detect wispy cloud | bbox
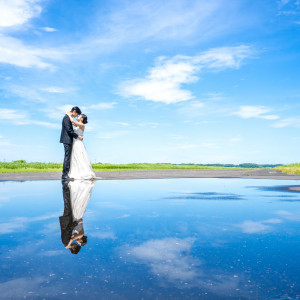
[230,137,242,142]
[120,45,254,104]
[138,122,160,128]
[1,108,27,120]
[41,27,57,32]
[238,218,282,234]
[1,108,59,129]
[0,212,58,234]
[275,210,300,221]
[0,34,69,69]
[97,130,129,139]
[90,231,116,239]
[39,87,70,93]
[232,106,279,120]
[88,0,253,52]
[44,102,117,120]
[272,117,300,128]
[238,220,272,234]
[88,102,117,110]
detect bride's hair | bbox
[80,114,88,124]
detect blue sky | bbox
[1,0,300,164]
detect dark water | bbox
[0,178,299,300]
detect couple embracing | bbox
[60,106,96,181]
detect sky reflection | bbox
[0,178,299,299]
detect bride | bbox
[66,112,96,180]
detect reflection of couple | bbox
[60,106,96,181]
[59,180,95,254]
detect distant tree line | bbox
[173,163,282,168]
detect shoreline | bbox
[1,169,300,181]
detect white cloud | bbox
[98,130,129,139]
[0,34,68,69]
[230,137,241,142]
[138,122,160,128]
[39,87,69,93]
[44,102,117,121]
[170,134,187,140]
[120,45,253,104]
[0,0,41,28]
[277,0,291,9]
[180,144,200,150]
[6,85,46,102]
[272,117,300,128]
[1,108,59,129]
[44,104,73,120]
[233,105,280,120]
[114,122,130,127]
[238,220,272,234]
[238,218,283,234]
[0,277,45,299]
[1,108,27,119]
[263,218,282,224]
[90,231,116,239]
[0,0,68,70]
[29,120,60,129]
[89,102,117,110]
[90,0,252,51]
[0,212,58,234]
[41,27,57,32]
[201,142,218,149]
[121,237,241,295]
[275,210,300,221]
[124,238,199,282]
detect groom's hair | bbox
[70,243,81,255]
[71,106,82,114]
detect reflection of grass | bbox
[0,161,242,173]
[275,163,300,175]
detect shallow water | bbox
[0,178,299,300]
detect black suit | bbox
[59,181,77,247]
[60,115,78,178]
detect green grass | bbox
[0,161,242,173]
[274,163,300,175]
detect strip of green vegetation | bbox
[274,163,300,175]
[0,160,280,173]
[0,161,238,173]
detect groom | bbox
[60,106,83,181]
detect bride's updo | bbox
[80,114,88,124]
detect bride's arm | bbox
[66,112,84,130]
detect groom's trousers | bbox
[62,143,72,177]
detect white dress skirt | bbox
[68,127,96,180]
[69,180,95,222]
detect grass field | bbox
[274,163,300,175]
[0,161,243,173]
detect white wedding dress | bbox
[68,127,96,180]
[69,180,95,222]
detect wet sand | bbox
[1,168,300,181]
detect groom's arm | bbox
[63,115,78,139]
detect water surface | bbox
[0,178,299,299]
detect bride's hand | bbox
[66,112,71,116]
